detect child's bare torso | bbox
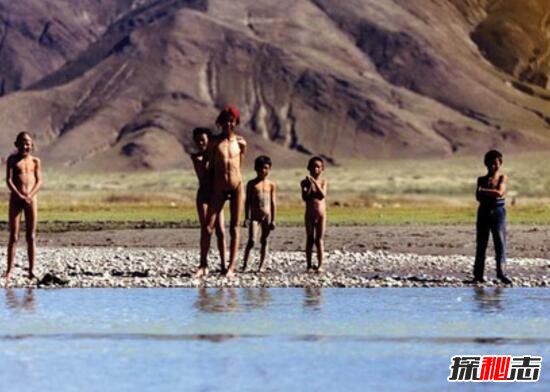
[248,179,273,221]
[192,153,210,189]
[303,178,326,219]
[211,135,243,192]
[9,154,38,199]
[478,173,505,202]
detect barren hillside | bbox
[0,0,549,170]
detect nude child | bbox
[189,127,227,273]
[3,132,42,280]
[197,106,246,278]
[242,155,277,273]
[301,156,327,272]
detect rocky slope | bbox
[0,0,549,170]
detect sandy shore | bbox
[0,225,548,288]
[0,224,547,256]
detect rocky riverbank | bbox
[1,247,548,288]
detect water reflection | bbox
[5,288,36,312]
[243,288,272,310]
[303,287,323,310]
[194,288,274,313]
[194,288,240,313]
[472,287,504,313]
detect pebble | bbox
[0,247,548,288]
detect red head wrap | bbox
[217,105,241,125]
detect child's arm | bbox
[308,176,327,199]
[190,153,204,180]
[27,158,42,198]
[475,177,482,201]
[478,175,507,198]
[321,179,328,199]
[270,182,277,229]
[237,135,247,168]
[301,178,311,201]
[5,157,27,201]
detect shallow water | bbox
[0,288,548,391]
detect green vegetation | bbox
[1,153,549,231]
[1,203,548,233]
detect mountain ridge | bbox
[0,0,549,170]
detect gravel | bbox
[1,247,548,288]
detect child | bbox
[3,132,42,280]
[473,150,512,284]
[242,155,277,272]
[190,127,226,274]
[301,156,327,272]
[197,106,247,278]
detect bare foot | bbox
[2,271,11,280]
[194,267,209,278]
[315,266,325,274]
[224,268,236,278]
[257,262,266,273]
[306,266,315,273]
[28,272,37,280]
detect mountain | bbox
[0,0,549,170]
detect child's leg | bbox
[197,194,225,277]
[305,214,315,271]
[24,200,38,279]
[195,197,209,277]
[242,221,258,271]
[215,210,226,273]
[225,184,244,277]
[314,215,326,271]
[196,196,208,228]
[258,221,271,272]
[4,200,23,279]
[473,209,490,281]
[491,206,509,281]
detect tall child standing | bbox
[301,156,327,272]
[473,150,512,284]
[197,106,246,278]
[3,132,42,280]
